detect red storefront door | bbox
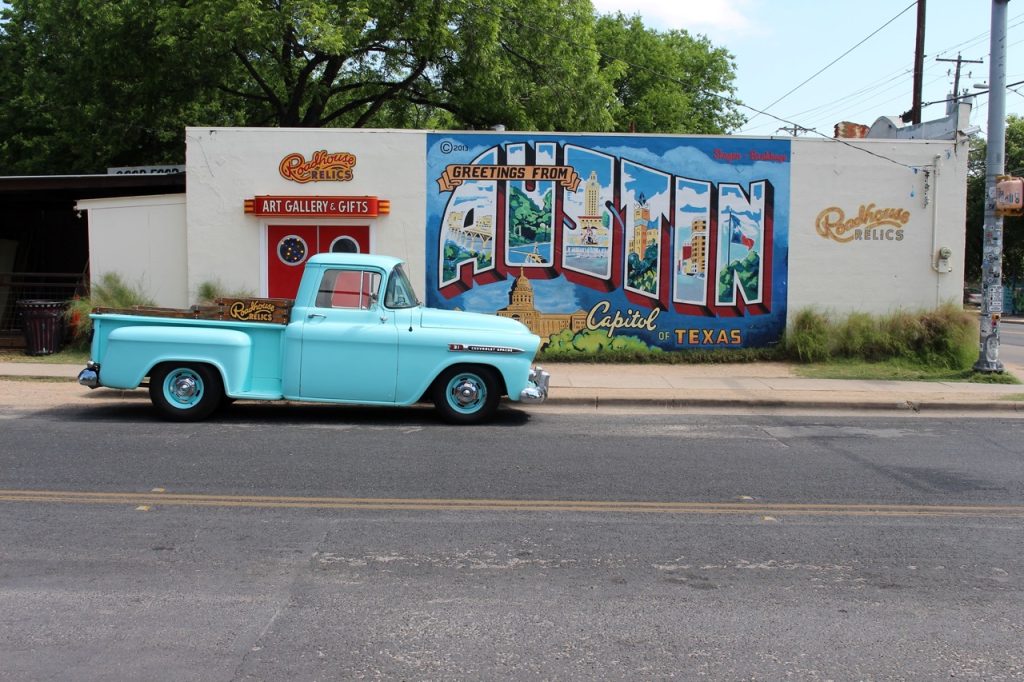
[267,225,370,299]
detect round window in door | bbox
[278,235,309,265]
[330,236,360,253]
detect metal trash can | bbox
[17,300,66,356]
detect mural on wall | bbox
[425,134,791,352]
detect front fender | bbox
[99,326,251,391]
[397,344,540,405]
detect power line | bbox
[458,0,930,171]
[815,73,948,128]
[921,78,1024,107]
[784,69,919,123]
[783,67,913,120]
[742,1,917,129]
[934,13,1024,58]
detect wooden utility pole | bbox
[911,0,927,124]
[936,53,984,103]
[776,125,812,136]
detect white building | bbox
[77,105,972,352]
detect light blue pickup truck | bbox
[78,253,549,424]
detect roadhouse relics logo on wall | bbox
[815,203,911,243]
[424,133,792,353]
[279,150,357,183]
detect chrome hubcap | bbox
[170,375,199,402]
[452,379,479,406]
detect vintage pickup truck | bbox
[78,253,549,424]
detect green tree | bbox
[0,0,744,174]
[594,12,745,134]
[508,187,553,245]
[0,0,247,173]
[965,115,1024,283]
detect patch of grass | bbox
[0,349,90,364]
[1000,394,1024,401]
[794,358,1021,384]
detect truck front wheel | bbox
[149,362,224,421]
[432,365,501,425]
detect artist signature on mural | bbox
[714,149,788,163]
[586,301,660,337]
[438,141,470,154]
[816,203,910,243]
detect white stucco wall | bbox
[185,127,427,298]
[788,136,968,316]
[76,194,188,307]
[82,127,970,330]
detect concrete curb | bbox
[541,396,1024,412]
[3,364,1024,414]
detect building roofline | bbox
[0,173,185,193]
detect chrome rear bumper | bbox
[78,361,100,389]
[519,366,550,404]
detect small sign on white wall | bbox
[107,166,184,175]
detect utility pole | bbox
[937,53,984,105]
[911,0,927,124]
[776,125,812,136]
[976,0,1010,373]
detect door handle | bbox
[307,312,326,320]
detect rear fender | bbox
[99,326,251,391]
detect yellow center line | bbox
[0,489,1023,517]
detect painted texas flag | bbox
[727,210,758,249]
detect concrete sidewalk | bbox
[1,358,1022,413]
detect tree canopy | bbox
[594,12,744,134]
[0,0,746,174]
[965,115,1024,284]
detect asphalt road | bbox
[999,322,1024,367]
[1,405,1023,680]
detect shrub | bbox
[834,312,884,359]
[781,304,977,369]
[783,308,832,362]
[194,280,255,305]
[64,273,156,349]
[915,304,977,369]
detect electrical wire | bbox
[457,0,935,171]
[934,13,1024,58]
[741,1,918,129]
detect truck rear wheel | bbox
[149,362,224,421]
[432,365,500,425]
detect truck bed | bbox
[93,297,294,325]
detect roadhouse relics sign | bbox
[279,150,356,183]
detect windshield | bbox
[384,264,421,309]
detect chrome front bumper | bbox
[519,366,550,404]
[78,361,100,389]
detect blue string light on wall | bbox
[278,235,308,265]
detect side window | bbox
[315,269,381,309]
